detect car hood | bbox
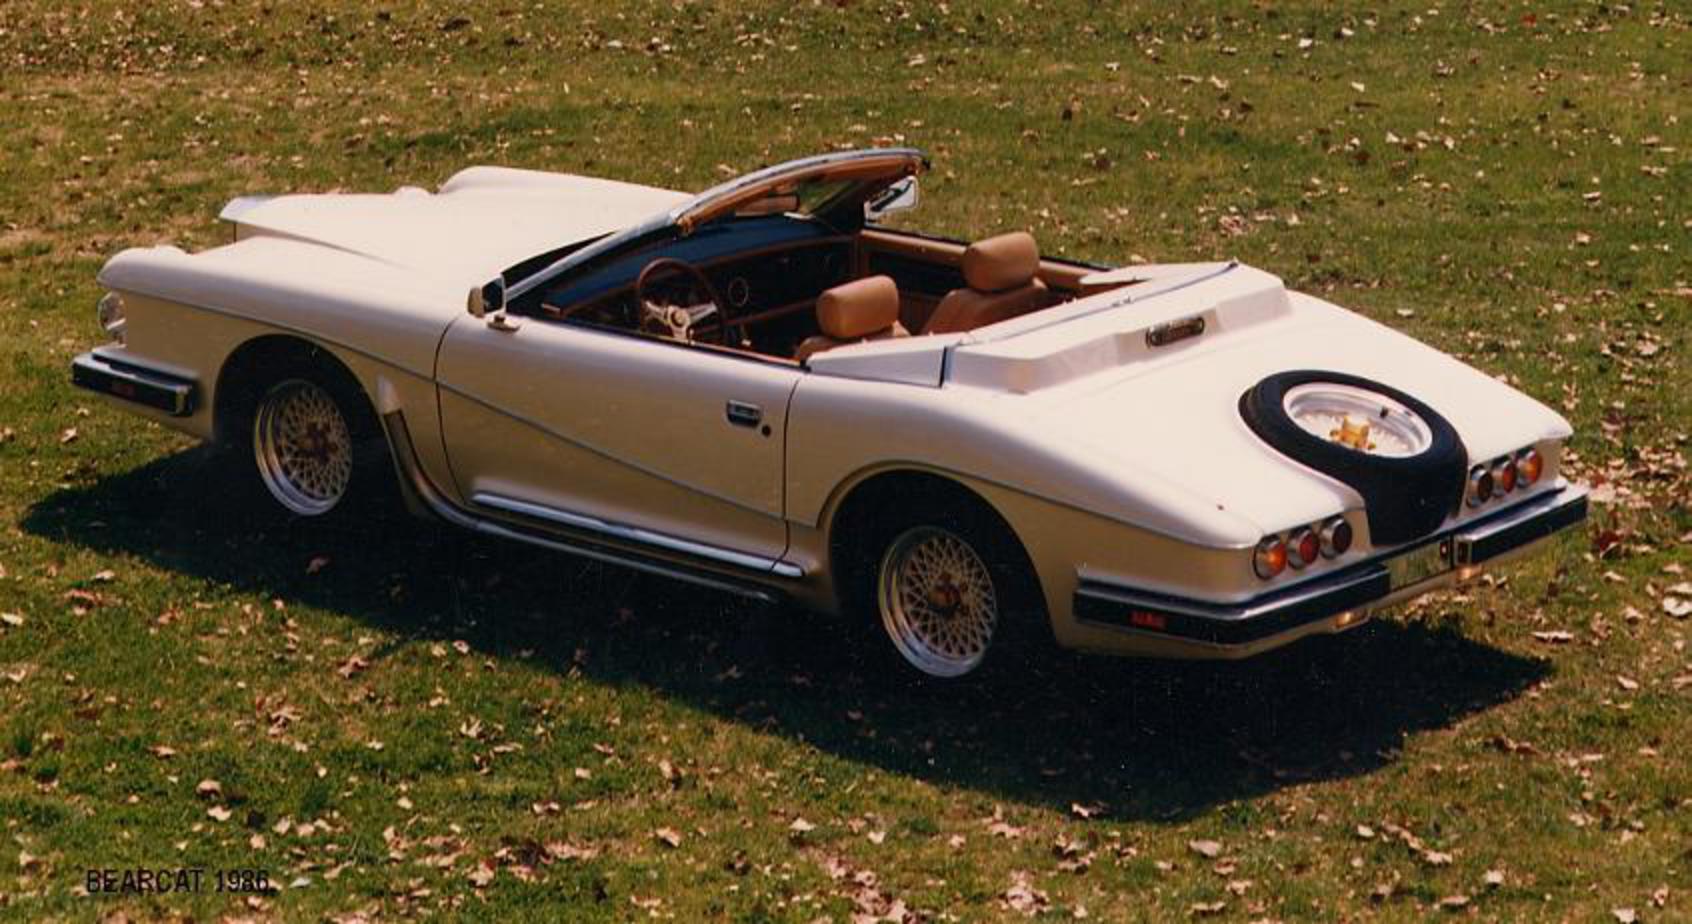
[219,167,689,286]
[953,264,1573,544]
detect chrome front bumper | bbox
[70,350,197,417]
[1075,483,1588,655]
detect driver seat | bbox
[795,275,909,363]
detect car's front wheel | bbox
[237,356,391,519]
[253,378,357,516]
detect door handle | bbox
[725,400,763,428]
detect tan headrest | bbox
[816,275,900,339]
[962,232,1039,292]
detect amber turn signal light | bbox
[1516,447,1543,486]
[1253,535,1288,580]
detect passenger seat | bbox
[794,276,909,363]
[922,232,1047,335]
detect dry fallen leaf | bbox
[654,827,682,848]
[195,779,222,799]
[1002,871,1050,916]
[0,613,23,628]
[1532,630,1575,644]
[1612,909,1637,924]
[207,805,232,822]
[1188,839,1223,859]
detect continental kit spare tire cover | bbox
[1239,370,1468,546]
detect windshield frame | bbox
[503,148,926,302]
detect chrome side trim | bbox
[380,410,790,602]
[473,491,804,578]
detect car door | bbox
[434,313,800,569]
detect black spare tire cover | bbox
[1239,370,1467,546]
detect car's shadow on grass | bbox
[25,448,1551,822]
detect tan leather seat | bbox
[795,275,909,363]
[922,231,1048,335]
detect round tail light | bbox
[1289,528,1320,568]
[1466,465,1494,507]
[1319,516,1353,558]
[1253,536,1288,580]
[1516,447,1543,486]
[1491,457,1518,494]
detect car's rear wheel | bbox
[878,525,1001,678]
[845,487,1045,682]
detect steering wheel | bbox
[634,257,733,343]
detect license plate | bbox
[1387,539,1452,590]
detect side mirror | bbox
[467,278,505,318]
[865,176,919,222]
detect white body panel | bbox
[81,157,1580,664]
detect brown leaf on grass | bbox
[1189,900,1227,916]
[1422,850,1454,867]
[654,827,682,848]
[1612,909,1637,923]
[195,779,222,799]
[1662,596,1692,618]
[1484,869,1505,888]
[336,656,369,679]
[545,841,598,862]
[148,745,177,759]
[59,427,78,444]
[1070,801,1106,820]
[206,806,232,822]
[306,556,331,575]
[1532,630,1575,644]
[1488,735,1540,756]
[1616,676,1640,692]
[0,613,22,628]
[466,861,495,888]
[1439,894,1471,910]
[1188,839,1223,859]
[1002,871,1049,916]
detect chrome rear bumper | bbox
[1076,483,1588,655]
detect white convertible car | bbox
[76,149,1586,679]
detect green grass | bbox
[2,1,1689,919]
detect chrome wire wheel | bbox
[253,379,354,516]
[877,526,999,678]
